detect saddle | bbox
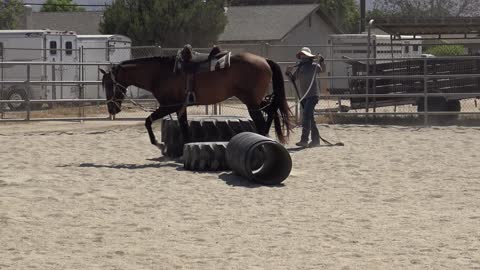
[175,44,232,106]
[175,44,231,74]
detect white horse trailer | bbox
[0,30,132,110]
[77,35,131,99]
[0,30,80,110]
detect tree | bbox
[317,0,359,33]
[372,0,480,17]
[100,0,227,47]
[0,0,24,29]
[41,0,86,12]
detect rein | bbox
[108,72,188,113]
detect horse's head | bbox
[100,66,126,115]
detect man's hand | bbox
[316,54,325,63]
[285,66,294,77]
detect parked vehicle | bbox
[77,34,131,99]
[328,34,422,91]
[0,30,132,110]
[327,34,480,115]
[329,57,480,115]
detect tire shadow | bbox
[218,172,285,188]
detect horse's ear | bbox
[99,68,107,75]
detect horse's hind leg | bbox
[177,110,190,143]
[248,108,267,136]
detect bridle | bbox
[105,70,154,113]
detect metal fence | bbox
[1,43,479,126]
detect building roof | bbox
[77,34,131,41]
[219,4,334,42]
[373,17,480,36]
[28,11,103,34]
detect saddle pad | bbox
[210,52,231,71]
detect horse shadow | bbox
[60,156,183,170]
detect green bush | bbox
[426,45,465,56]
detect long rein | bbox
[108,74,187,113]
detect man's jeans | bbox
[300,96,320,143]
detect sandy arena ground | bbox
[0,120,479,269]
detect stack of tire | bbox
[161,116,292,185]
[161,116,256,158]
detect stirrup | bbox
[185,91,196,105]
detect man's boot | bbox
[296,121,310,147]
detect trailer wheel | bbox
[417,97,447,112]
[417,97,459,124]
[446,100,461,112]
[6,87,27,111]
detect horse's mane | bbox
[118,55,176,67]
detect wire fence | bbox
[1,43,480,126]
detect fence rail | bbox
[1,44,480,126]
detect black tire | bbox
[226,132,292,185]
[6,87,27,111]
[183,142,229,171]
[161,116,256,158]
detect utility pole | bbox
[360,0,366,33]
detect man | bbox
[286,47,325,148]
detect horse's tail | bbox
[266,59,293,144]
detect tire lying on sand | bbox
[226,132,292,186]
[182,141,265,172]
[161,116,256,158]
[183,142,229,171]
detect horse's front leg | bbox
[145,107,175,146]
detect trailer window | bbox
[0,42,3,58]
[50,41,57,55]
[413,45,419,52]
[65,41,73,55]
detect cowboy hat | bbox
[297,47,315,58]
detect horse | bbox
[99,52,293,149]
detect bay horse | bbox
[99,52,293,149]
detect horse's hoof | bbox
[156,142,165,151]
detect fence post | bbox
[264,42,270,58]
[423,58,428,126]
[52,64,56,100]
[26,64,31,121]
[80,46,84,119]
